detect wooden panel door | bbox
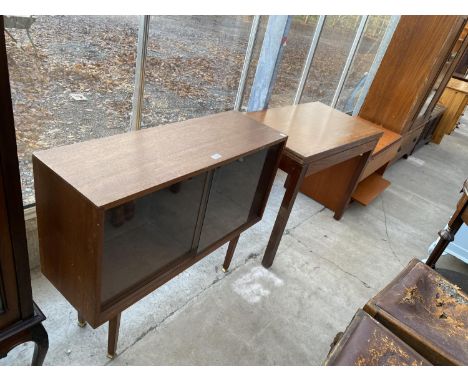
[0,159,21,330]
[0,15,34,324]
[359,16,466,134]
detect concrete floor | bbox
[2,114,468,366]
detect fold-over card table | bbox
[246,102,383,268]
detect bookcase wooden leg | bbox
[31,323,49,366]
[107,313,121,359]
[77,311,86,327]
[222,235,240,272]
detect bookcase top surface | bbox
[245,102,383,163]
[33,111,286,208]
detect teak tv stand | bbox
[33,111,286,358]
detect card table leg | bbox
[333,150,372,221]
[262,163,308,268]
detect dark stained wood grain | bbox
[426,179,468,268]
[0,17,47,365]
[34,110,285,356]
[222,235,240,272]
[33,111,286,209]
[0,164,20,329]
[107,313,121,359]
[33,157,102,326]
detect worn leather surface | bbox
[325,310,430,366]
[369,259,468,365]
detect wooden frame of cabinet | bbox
[411,104,446,154]
[33,111,286,358]
[0,16,48,366]
[358,16,467,165]
[432,78,468,144]
[359,16,467,135]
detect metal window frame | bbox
[290,15,399,112]
[330,15,369,108]
[293,15,326,105]
[352,16,401,115]
[130,15,150,131]
[234,16,261,111]
[246,15,292,112]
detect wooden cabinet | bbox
[359,16,467,135]
[351,126,401,206]
[33,111,286,357]
[359,16,467,161]
[432,78,468,144]
[0,17,48,366]
[411,104,445,154]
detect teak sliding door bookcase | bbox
[33,111,286,358]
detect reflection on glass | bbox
[101,174,205,305]
[269,16,319,108]
[198,148,268,251]
[418,60,453,118]
[336,16,391,113]
[142,16,252,126]
[4,15,138,206]
[301,16,361,106]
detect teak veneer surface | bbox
[367,125,401,155]
[447,77,468,94]
[33,111,285,209]
[359,16,465,134]
[245,102,382,164]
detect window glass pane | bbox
[4,16,138,206]
[336,16,392,113]
[417,26,466,118]
[300,15,361,106]
[142,16,252,127]
[269,16,319,107]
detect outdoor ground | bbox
[1,111,467,366]
[5,15,388,205]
